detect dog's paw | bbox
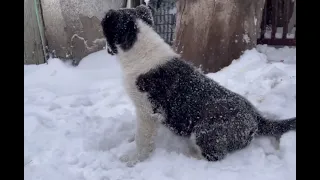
[119,153,139,167]
[119,149,152,167]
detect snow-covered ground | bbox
[24,45,296,180]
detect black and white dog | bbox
[101,5,296,166]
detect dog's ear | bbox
[136,5,154,26]
[117,12,138,51]
[101,9,120,35]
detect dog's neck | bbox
[117,20,179,77]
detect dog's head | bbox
[101,5,154,56]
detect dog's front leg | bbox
[135,113,157,160]
[120,111,157,166]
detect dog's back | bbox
[136,57,296,161]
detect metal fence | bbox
[151,0,176,45]
[257,0,296,46]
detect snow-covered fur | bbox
[101,5,296,166]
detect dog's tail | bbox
[256,115,296,137]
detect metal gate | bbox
[257,0,296,46]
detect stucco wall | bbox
[41,0,126,62]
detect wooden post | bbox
[287,0,296,33]
[24,0,46,64]
[271,0,278,39]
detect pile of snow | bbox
[24,45,296,180]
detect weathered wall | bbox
[24,0,46,64]
[41,0,126,62]
[174,0,265,73]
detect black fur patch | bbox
[136,58,296,161]
[135,5,154,26]
[101,5,154,55]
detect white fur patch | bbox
[189,133,205,160]
[117,19,180,123]
[115,19,180,165]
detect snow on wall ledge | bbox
[24,45,296,180]
[41,0,126,62]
